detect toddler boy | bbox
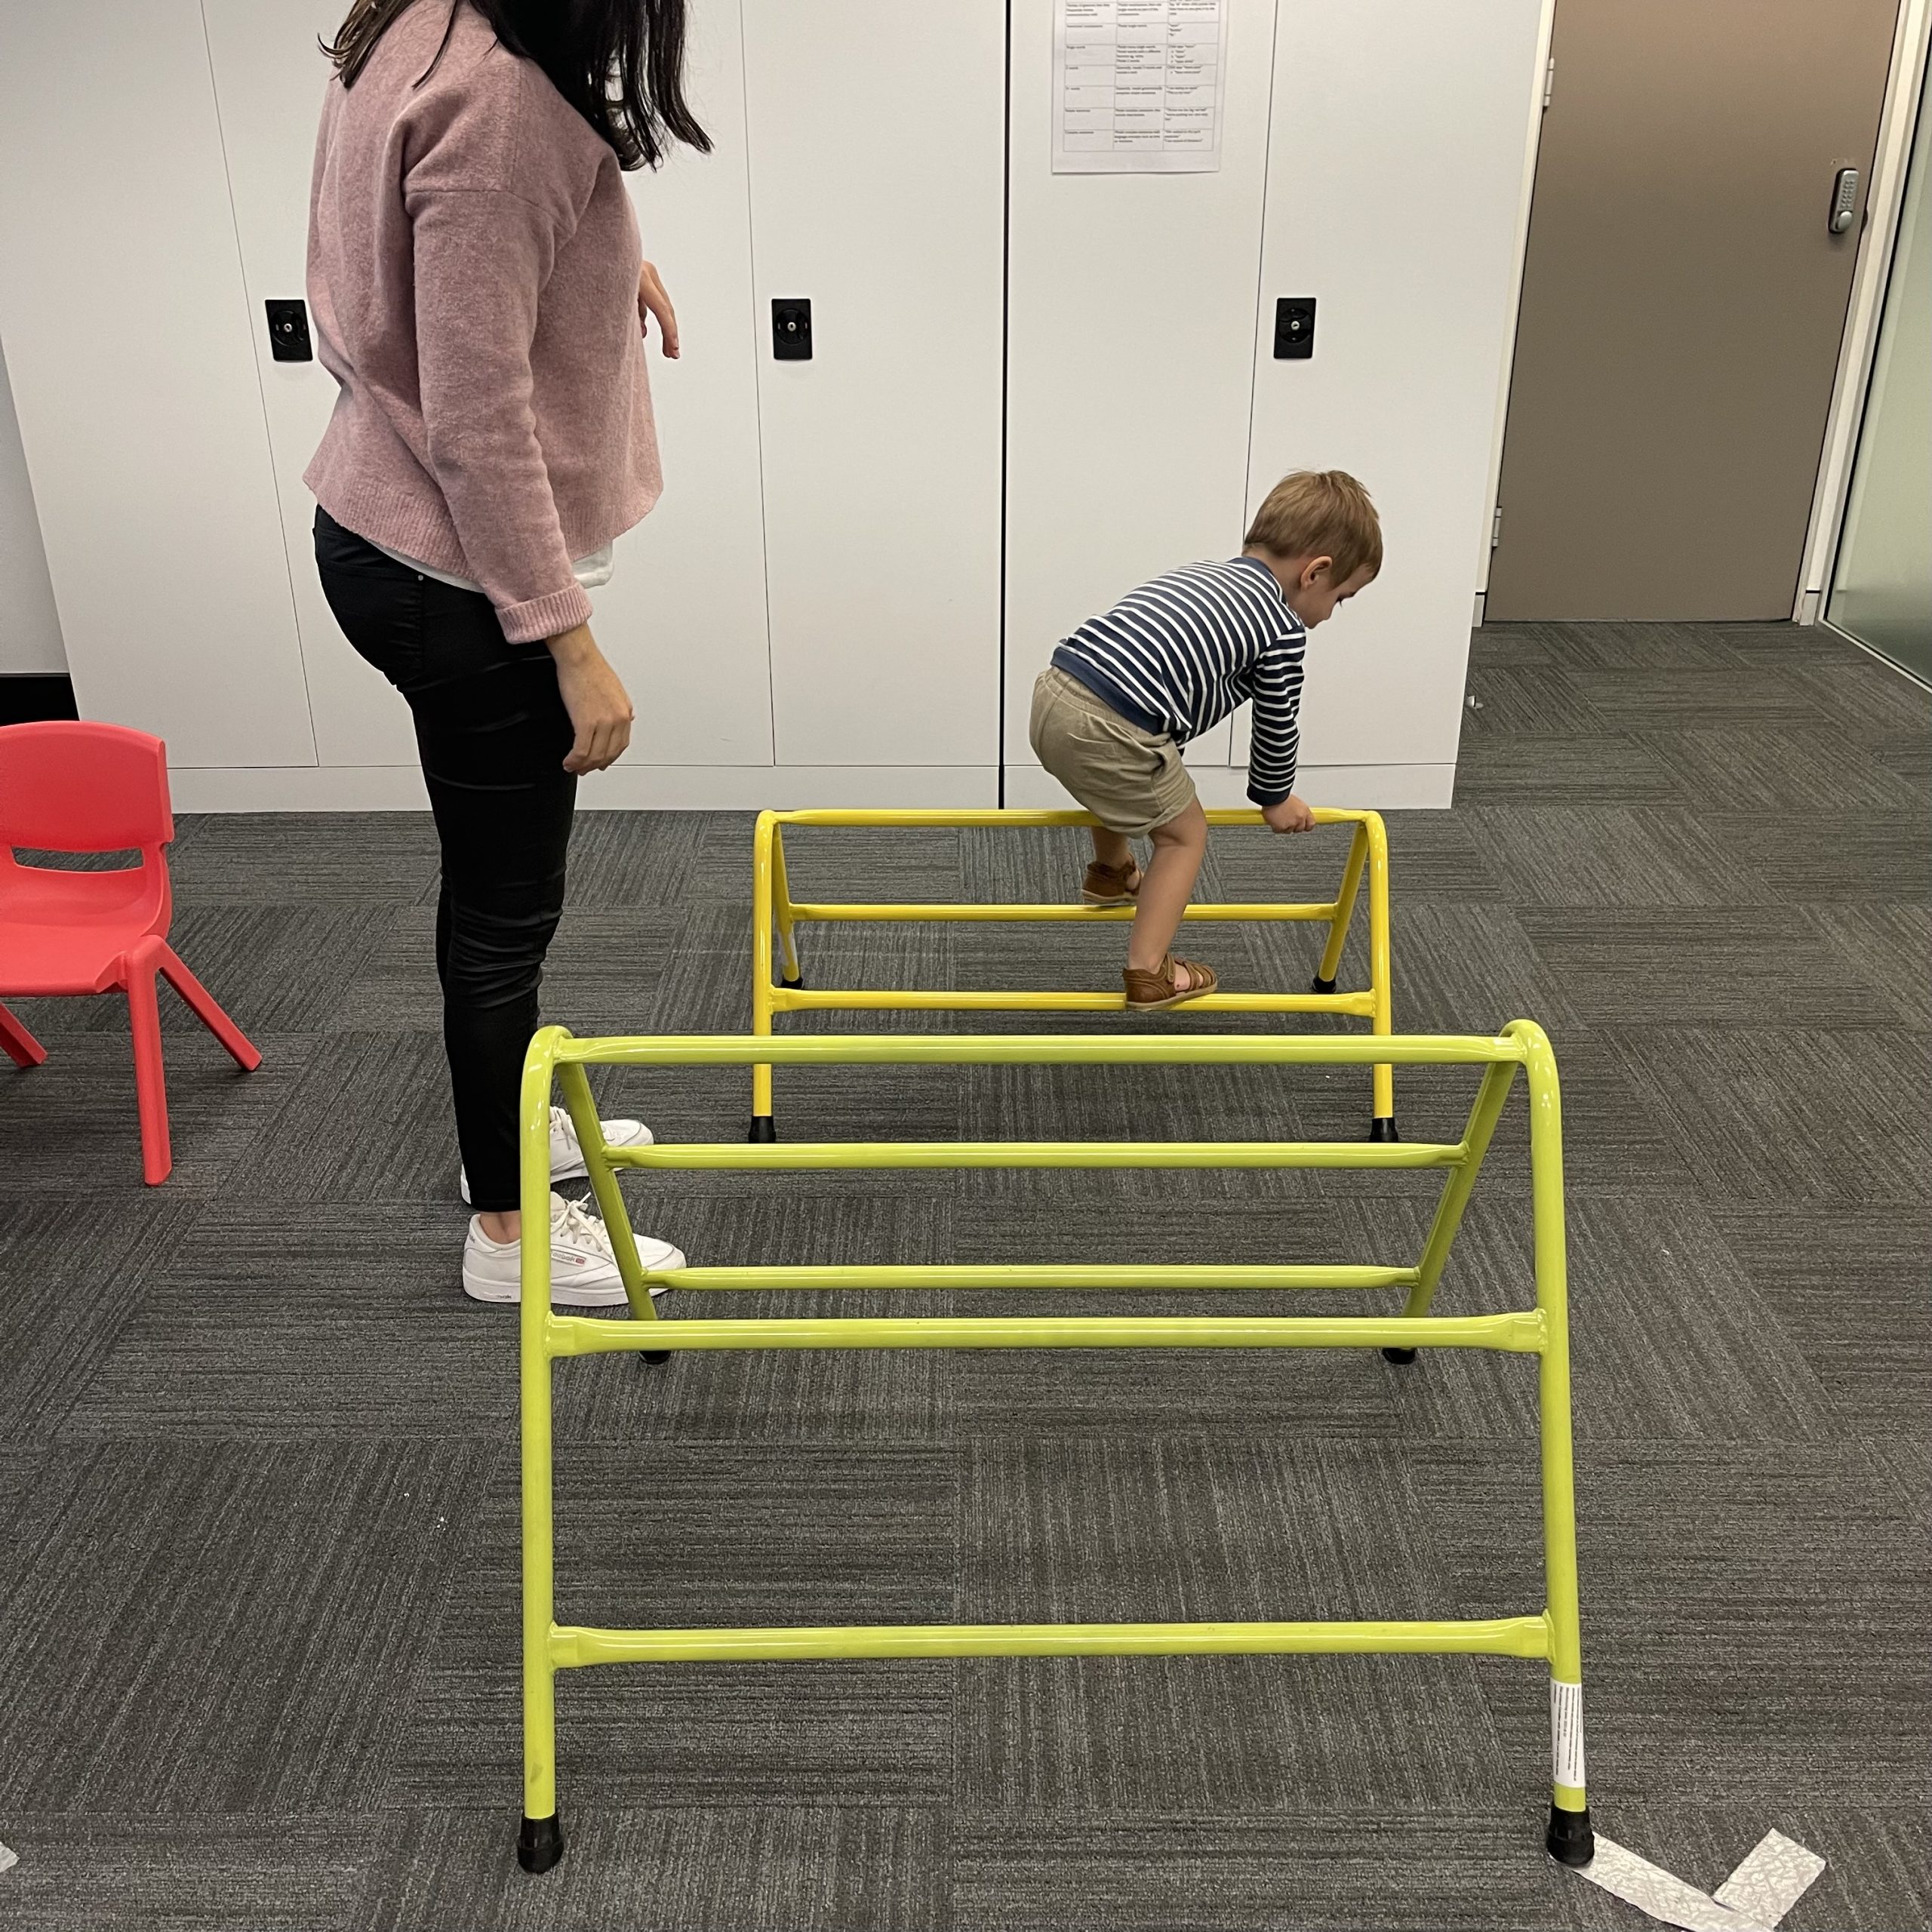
[1030,469,1381,1009]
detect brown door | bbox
[1486,0,1900,620]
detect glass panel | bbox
[1829,66,1932,682]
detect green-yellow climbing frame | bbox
[515,1024,1593,1878]
[750,808,1397,1139]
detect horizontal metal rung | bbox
[552,1612,1551,1666]
[558,1033,1515,1069]
[545,1311,1546,1356]
[766,808,1372,830]
[645,1263,1421,1291]
[611,1139,1461,1171]
[769,989,1377,1015]
[784,900,1337,924]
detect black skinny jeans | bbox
[315,506,574,1212]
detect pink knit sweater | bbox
[303,0,661,644]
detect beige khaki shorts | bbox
[1029,666,1198,837]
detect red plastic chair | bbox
[0,721,260,1185]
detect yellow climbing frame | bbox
[750,808,1396,1139]
[515,1023,1593,1877]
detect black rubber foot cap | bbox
[1367,1117,1400,1143]
[1381,1346,1417,1365]
[748,1116,777,1143]
[641,1350,670,1367]
[1545,1802,1594,1868]
[518,1814,565,1875]
[782,973,806,991]
[1309,974,1337,995]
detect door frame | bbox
[1473,0,1930,629]
[1472,0,1556,627]
[1798,0,1930,623]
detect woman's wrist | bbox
[546,621,598,665]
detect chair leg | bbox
[127,966,174,1186]
[158,945,262,1072]
[0,1000,48,1069]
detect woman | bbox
[307,0,705,1303]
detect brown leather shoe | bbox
[1121,955,1219,1011]
[1082,860,1142,907]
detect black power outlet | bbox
[771,298,812,360]
[265,299,312,362]
[1273,297,1315,360]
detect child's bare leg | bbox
[1090,824,1134,873]
[1128,800,1207,981]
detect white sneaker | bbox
[461,1189,685,1309]
[459,1106,654,1204]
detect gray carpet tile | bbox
[1411,1440,1932,1806]
[358,1805,946,1932]
[240,1027,473,1203]
[1633,723,1924,815]
[1863,1435,1932,1524]
[321,903,443,1032]
[1563,1802,1932,1932]
[955,1651,1509,1824]
[952,1811,1599,1932]
[386,1452,953,1810]
[552,1183,955,1445]
[1805,901,1932,1029]
[166,811,441,905]
[561,807,718,912]
[779,822,966,907]
[1515,907,1903,1030]
[517,908,724,1041]
[0,1814,374,1932]
[1462,663,1617,738]
[1780,654,1932,739]
[1564,663,1825,731]
[1701,809,1932,906]
[1466,619,1558,666]
[2,903,391,1038]
[1708,1204,1932,1434]
[0,1192,204,1438]
[1521,618,1758,672]
[0,1029,313,1195]
[1452,731,1689,805]
[1462,804,1759,909]
[1612,1026,1932,1205]
[54,1201,518,1442]
[1357,1195,1835,1443]
[0,1441,486,1813]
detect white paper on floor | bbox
[0,1839,16,1875]
[1576,1828,1825,1932]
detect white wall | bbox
[0,0,1545,810]
[0,337,66,675]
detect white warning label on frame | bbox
[1551,1678,1586,1789]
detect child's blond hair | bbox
[1244,470,1383,583]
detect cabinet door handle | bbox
[1829,168,1860,235]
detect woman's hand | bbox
[638,260,679,358]
[547,623,634,774]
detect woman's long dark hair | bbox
[325,0,709,169]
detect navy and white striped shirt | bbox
[1051,555,1307,807]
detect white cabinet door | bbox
[742,0,1005,771]
[201,0,774,774]
[1244,0,1543,778]
[604,0,773,768]
[1003,0,1281,792]
[202,0,410,770]
[0,0,316,769]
